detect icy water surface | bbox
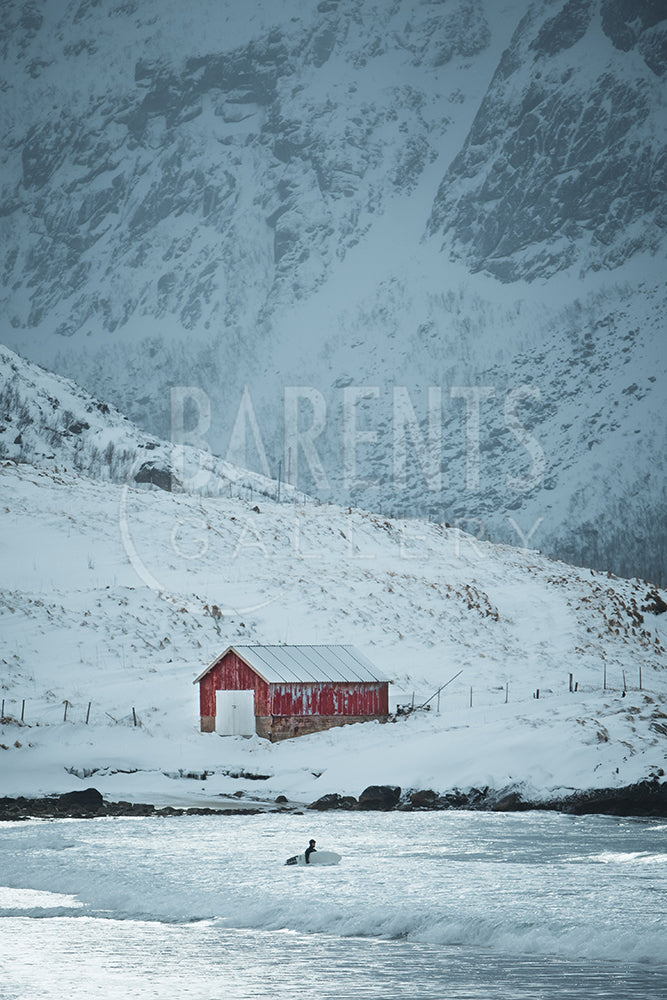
[1,811,666,999]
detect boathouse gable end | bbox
[196,648,271,733]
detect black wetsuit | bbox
[305,844,317,864]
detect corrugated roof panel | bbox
[306,645,366,683]
[288,646,344,682]
[232,645,387,684]
[241,646,297,683]
[328,645,378,682]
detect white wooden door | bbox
[216,689,256,736]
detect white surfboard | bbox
[285,850,342,866]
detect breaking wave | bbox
[209,897,666,967]
[2,882,664,967]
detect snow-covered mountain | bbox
[0,352,665,806]
[0,0,665,583]
[0,343,296,500]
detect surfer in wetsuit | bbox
[305,839,317,863]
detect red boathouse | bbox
[194,645,390,741]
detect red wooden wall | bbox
[270,682,388,717]
[199,650,271,718]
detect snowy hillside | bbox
[0,343,296,502]
[1,440,665,806]
[0,0,665,584]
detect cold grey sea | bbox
[1,811,665,999]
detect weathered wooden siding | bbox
[270,682,388,717]
[199,651,271,720]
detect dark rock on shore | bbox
[0,790,108,820]
[490,791,530,812]
[0,789,269,821]
[442,789,473,808]
[545,779,667,817]
[308,792,358,810]
[471,779,667,816]
[305,779,667,817]
[57,787,104,811]
[466,787,489,806]
[358,785,402,810]
[402,789,451,810]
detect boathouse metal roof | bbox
[194,645,388,685]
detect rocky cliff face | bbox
[2,0,490,337]
[427,0,666,280]
[0,0,665,583]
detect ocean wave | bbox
[208,899,667,967]
[50,885,664,967]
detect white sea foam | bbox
[0,886,83,919]
[589,850,667,865]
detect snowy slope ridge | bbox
[0,343,294,501]
[1,0,665,583]
[0,445,665,806]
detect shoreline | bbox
[1,778,666,821]
[307,778,667,817]
[0,790,291,821]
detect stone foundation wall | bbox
[200,714,388,740]
[257,714,388,742]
